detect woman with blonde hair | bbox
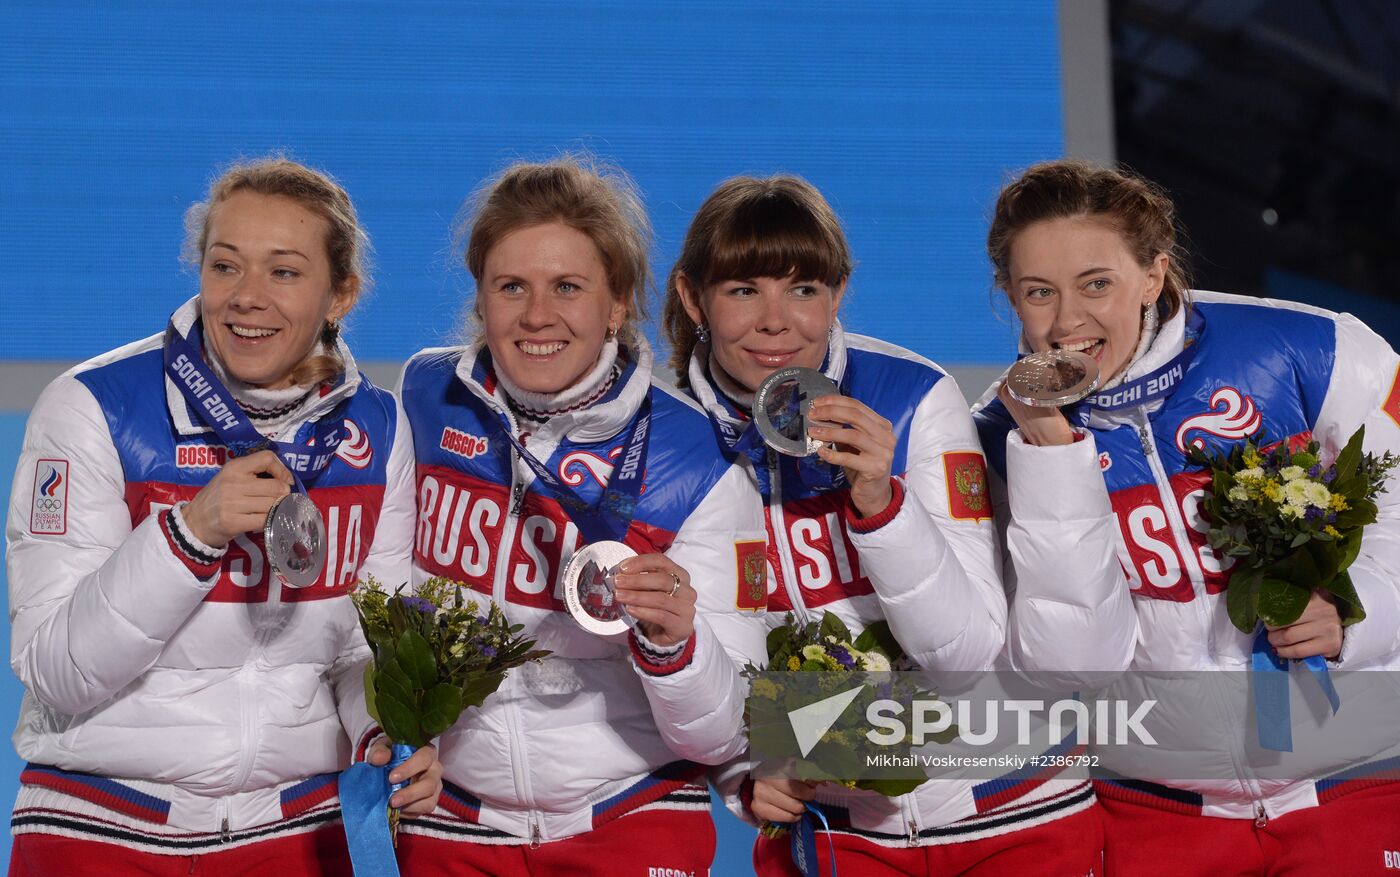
[397,156,767,875]
[6,157,439,875]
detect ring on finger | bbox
[668,572,681,597]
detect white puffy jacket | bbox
[7,298,415,837]
[974,291,1400,821]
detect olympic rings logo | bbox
[35,498,62,512]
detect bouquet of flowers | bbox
[1188,426,1398,632]
[352,577,549,831]
[745,611,942,836]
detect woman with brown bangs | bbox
[663,176,1103,875]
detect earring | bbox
[695,323,709,344]
[606,324,618,341]
[322,320,341,345]
[1142,301,1160,335]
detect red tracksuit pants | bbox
[1101,782,1400,877]
[8,826,353,876]
[397,808,717,876]
[753,801,1104,877]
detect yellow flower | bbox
[1324,525,1342,538]
[786,656,801,671]
[1263,482,1284,503]
[751,678,781,699]
[1330,494,1349,512]
[1243,449,1263,467]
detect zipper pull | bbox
[510,483,524,516]
[907,819,918,845]
[529,821,542,849]
[1137,425,1155,457]
[1254,803,1268,828]
[220,816,231,842]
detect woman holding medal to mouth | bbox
[663,175,1103,876]
[396,156,768,875]
[972,159,1400,877]
[5,158,441,875]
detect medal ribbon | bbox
[1251,627,1340,752]
[163,317,347,492]
[1076,309,1206,412]
[790,802,838,877]
[488,371,652,545]
[339,742,415,877]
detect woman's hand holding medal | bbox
[612,554,696,647]
[181,449,294,548]
[996,382,1077,447]
[807,395,897,519]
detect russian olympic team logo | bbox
[30,459,69,535]
[335,419,373,469]
[559,446,622,488]
[1175,387,1263,452]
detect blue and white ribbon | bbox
[1252,627,1340,752]
[339,742,414,876]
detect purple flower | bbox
[828,644,857,670]
[481,645,498,659]
[399,596,437,615]
[1324,466,1337,484]
[1308,464,1322,479]
[477,615,489,627]
[1305,507,1323,521]
[1326,512,1338,524]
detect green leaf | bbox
[819,612,852,645]
[1335,426,1366,482]
[1257,577,1311,627]
[1335,498,1379,530]
[462,673,507,709]
[1325,572,1367,627]
[1226,571,1261,633]
[852,621,905,661]
[363,662,381,725]
[396,629,438,691]
[376,657,416,706]
[375,691,424,748]
[1289,532,1310,549]
[420,683,466,737]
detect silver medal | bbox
[753,367,840,457]
[561,540,637,637]
[1005,350,1101,408]
[263,492,327,588]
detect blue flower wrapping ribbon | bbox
[1252,627,1340,752]
[791,802,838,877]
[340,742,414,876]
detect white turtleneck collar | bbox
[205,342,329,439]
[707,349,755,413]
[494,339,621,432]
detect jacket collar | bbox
[163,295,362,438]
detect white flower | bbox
[801,645,826,662]
[1303,482,1331,509]
[862,652,891,672]
[1280,466,1306,482]
[1237,467,1267,482]
[1228,486,1250,502]
[1283,479,1311,508]
[1280,503,1303,519]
